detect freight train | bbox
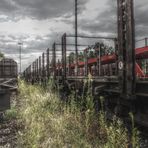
[23,0,148,127]
[23,38,148,127]
[0,58,17,111]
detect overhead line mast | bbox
[75,0,78,76]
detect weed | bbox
[129,112,140,148]
[17,80,140,148]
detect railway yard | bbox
[0,0,148,147]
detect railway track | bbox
[0,119,17,148]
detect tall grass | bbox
[17,80,140,148]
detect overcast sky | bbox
[0,0,147,71]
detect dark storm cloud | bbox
[0,0,17,13]
[0,0,88,21]
[134,0,148,38]
[79,0,148,39]
[79,0,117,37]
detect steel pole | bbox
[20,45,21,74]
[18,42,23,75]
[75,0,78,76]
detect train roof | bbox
[0,58,17,63]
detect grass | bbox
[4,94,18,121]
[4,107,18,120]
[16,80,140,148]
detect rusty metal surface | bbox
[117,0,135,99]
[62,33,67,79]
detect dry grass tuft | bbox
[17,80,140,148]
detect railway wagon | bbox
[23,0,148,127]
[0,58,17,111]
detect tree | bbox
[69,52,75,63]
[0,52,4,59]
[78,52,84,61]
